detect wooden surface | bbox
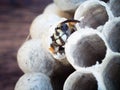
[0,0,52,90]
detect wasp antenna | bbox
[61,19,80,24]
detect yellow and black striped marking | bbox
[49,19,80,56]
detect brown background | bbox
[0,0,52,90]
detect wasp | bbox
[49,19,80,58]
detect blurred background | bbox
[0,0,52,90]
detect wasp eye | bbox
[61,24,68,32]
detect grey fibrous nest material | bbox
[15,0,120,90]
[15,73,53,90]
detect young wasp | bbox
[49,19,80,59]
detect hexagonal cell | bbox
[15,73,53,90]
[30,13,61,40]
[17,39,55,76]
[63,71,98,90]
[102,17,120,53]
[103,54,120,90]
[43,3,74,19]
[48,19,80,60]
[65,28,107,69]
[74,0,113,29]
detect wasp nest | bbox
[15,0,120,90]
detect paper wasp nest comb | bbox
[15,0,120,90]
[64,27,120,90]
